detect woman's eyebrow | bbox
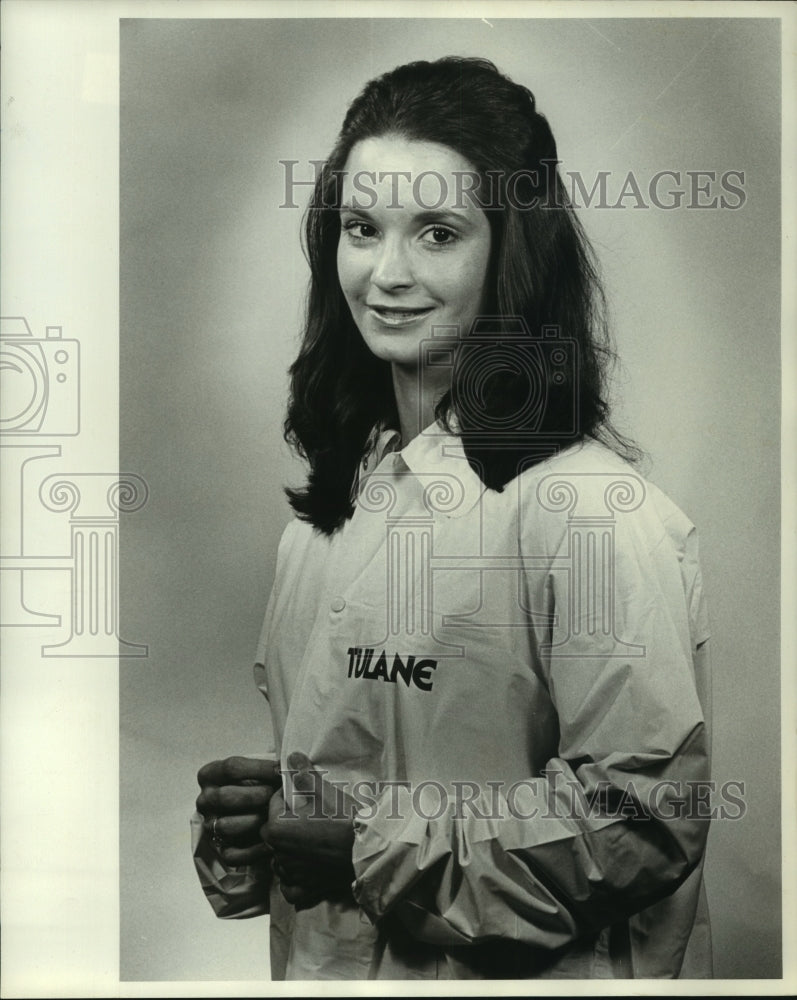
[338,204,477,228]
[412,209,477,229]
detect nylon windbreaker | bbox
[192,428,713,980]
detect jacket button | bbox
[330,597,346,613]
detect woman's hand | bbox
[196,756,281,867]
[261,753,356,910]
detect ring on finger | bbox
[211,816,224,847]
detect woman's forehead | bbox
[340,135,484,215]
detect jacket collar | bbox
[362,421,486,518]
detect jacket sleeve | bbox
[191,553,286,920]
[350,489,712,951]
[191,810,271,919]
[189,661,277,920]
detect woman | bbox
[193,56,712,980]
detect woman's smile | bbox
[366,303,435,327]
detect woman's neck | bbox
[390,364,448,447]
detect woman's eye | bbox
[421,226,457,246]
[343,220,377,240]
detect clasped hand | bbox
[196,752,355,911]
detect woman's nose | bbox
[370,237,414,290]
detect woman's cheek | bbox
[336,245,366,300]
[336,243,350,291]
[439,257,488,315]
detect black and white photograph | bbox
[1,1,794,994]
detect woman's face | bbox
[337,135,491,374]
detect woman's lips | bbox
[366,305,435,327]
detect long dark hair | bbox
[284,56,638,534]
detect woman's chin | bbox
[360,332,429,370]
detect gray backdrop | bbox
[120,17,782,981]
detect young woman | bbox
[193,56,712,980]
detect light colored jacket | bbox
[193,430,713,979]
